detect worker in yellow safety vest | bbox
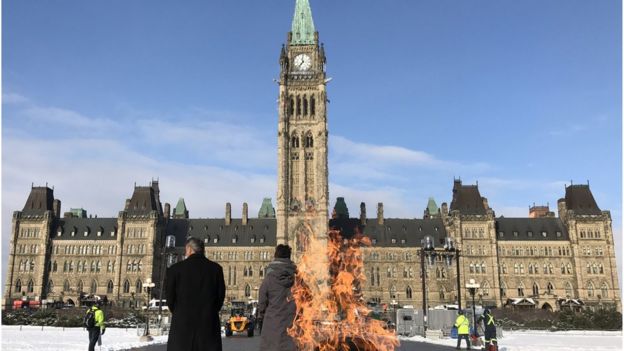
[478,308,498,350]
[454,310,470,350]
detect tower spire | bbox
[291,0,316,45]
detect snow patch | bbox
[1,325,168,351]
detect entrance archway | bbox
[541,302,553,312]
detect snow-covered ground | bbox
[1,325,168,351]
[402,330,623,351]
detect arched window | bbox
[123,280,130,294]
[107,261,112,272]
[63,261,68,272]
[259,266,264,278]
[15,279,22,293]
[500,282,507,297]
[90,280,97,294]
[481,281,490,296]
[513,264,519,274]
[138,260,142,272]
[547,282,554,295]
[291,135,300,148]
[481,262,486,274]
[439,286,446,300]
[26,279,34,293]
[518,282,525,297]
[244,284,251,298]
[132,260,138,272]
[532,282,539,296]
[599,264,604,274]
[69,261,74,272]
[390,285,397,299]
[305,132,313,148]
[52,261,58,272]
[587,282,595,297]
[136,279,143,293]
[47,280,54,294]
[565,282,573,297]
[107,280,114,294]
[566,263,572,274]
[469,263,475,274]
[387,267,392,278]
[77,280,84,293]
[375,267,380,286]
[520,264,524,274]
[91,261,96,272]
[288,96,294,116]
[406,286,413,299]
[248,266,253,277]
[561,263,566,274]
[244,267,248,277]
[310,95,316,115]
[601,283,609,298]
[63,280,70,292]
[303,95,308,115]
[296,95,301,116]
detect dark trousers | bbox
[484,329,497,348]
[456,334,470,349]
[88,328,100,351]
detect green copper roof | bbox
[333,197,349,218]
[258,198,276,218]
[174,198,187,216]
[70,208,87,218]
[291,0,316,45]
[426,197,439,215]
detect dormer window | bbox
[541,231,547,238]
[498,231,504,238]
[513,231,519,237]
[527,231,533,237]
[260,236,265,244]
[57,227,63,237]
[232,236,238,244]
[400,238,406,244]
[556,231,562,238]
[391,238,397,244]
[84,227,90,237]
[213,236,219,244]
[97,227,103,237]
[251,236,256,244]
[71,227,76,237]
[372,238,377,245]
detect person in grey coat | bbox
[257,244,297,351]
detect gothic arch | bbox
[532,282,540,296]
[107,280,114,294]
[304,131,314,148]
[77,280,84,293]
[245,284,251,298]
[90,279,98,294]
[406,286,413,299]
[15,279,21,293]
[63,280,70,292]
[123,279,130,294]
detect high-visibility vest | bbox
[455,315,469,334]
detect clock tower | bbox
[276,0,329,253]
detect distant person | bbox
[478,308,498,350]
[84,300,105,351]
[257,244,297,351]
[166,237,226,351]
[454,310,470,350]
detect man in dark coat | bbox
[166,237,226,351]
[478,308,498,350]
[257,244,297,351]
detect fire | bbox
[288,223,400,351]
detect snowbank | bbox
[401,330,623,350]
[1,325,168,351]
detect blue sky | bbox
[3,0,622,282]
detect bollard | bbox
[41,325,44,331]
[20,325,22,331]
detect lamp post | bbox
[465,278,480,336]
[158,235,177,325]
[419,236,461,335]
[141,278,156,342]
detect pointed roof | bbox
[333,197,349,219]
[258,198,276,218]
[426,197,439,215]
[291,0,316,45]
[173,198,189,219]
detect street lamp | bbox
[465,278,480,336]
[141,278,156,342]
[419,236,461,335]
[158,235,177,325]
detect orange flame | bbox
[288,225,400,351]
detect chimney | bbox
[164,203,171,220]
[377,203,384,225]
[242,203,248,226]
[53,199,61,218]
[225,203,231,226]
[441,202,448,216]
[360,202,366,225]
[482,197,489,210]
[557,198,567,222]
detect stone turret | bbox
[242,203,249,225]
[360,202,366,225]
[225,203,231,226]
[377,203,384,225]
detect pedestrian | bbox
[478,308,498,351]
[166,237,226,351]
[257,244,297,351]
[85,300,105,351]
[454,310,471,350]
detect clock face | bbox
[294,54,312,71]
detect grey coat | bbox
[257,258,297,351]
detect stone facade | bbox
[3,0,620,313]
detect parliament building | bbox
[4,0,621,312]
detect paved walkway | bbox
[128,335,460,351]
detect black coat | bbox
[166,253,226,351]
[257,258,297,351]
